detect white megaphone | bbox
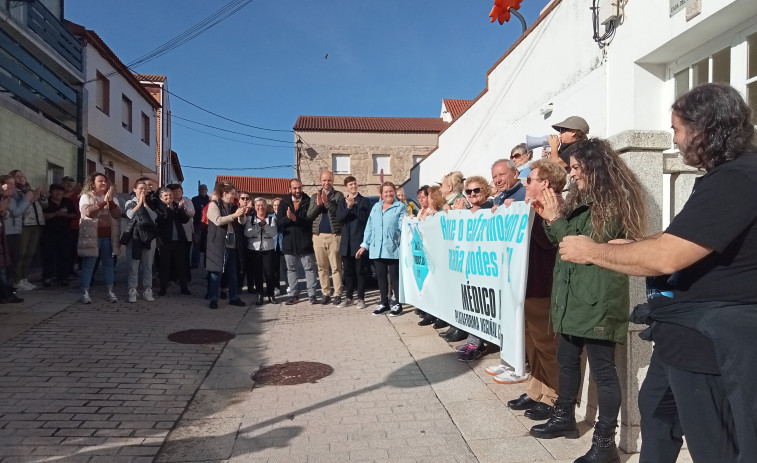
[526,135,549,151]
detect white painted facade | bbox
[415,0,757,187]
[407,0,757,452]
[83,42,158,190]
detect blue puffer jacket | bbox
[360,200,405,260]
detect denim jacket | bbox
[360,200,405,260]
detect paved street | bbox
[0,268,692,463]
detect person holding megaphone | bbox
[547,116,589,169]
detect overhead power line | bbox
[165,88,292,133]
[173,121,292,148]
[182,164,294,171]
[127,0,254,68]
[172,115,293,144]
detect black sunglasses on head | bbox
[465,188,481,195]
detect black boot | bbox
[432,319,449,329]
[443,328,468,342]
[439,326,454,337]
[529,400,579,439]
[574,423,619,463]
[418,314,436,326]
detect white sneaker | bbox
[128,288,138,303]
[337,298,353,308]
[143,288,155,302]
[493,371,530,385]
[485,364,515,376]
[389,304,403,317]
[81,291,92,304]
[356,299,366,309]
[17,279,36,291]
[106,291,118,303]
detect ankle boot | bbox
[529,400,579,439]
[574,422,619,463]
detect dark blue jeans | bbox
[208,247,239,302]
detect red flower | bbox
[489,0,523,24]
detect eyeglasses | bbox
[526,177,544,185]
[464,188,481,195]
[239,197,251,201]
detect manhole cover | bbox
[168,329,235,344]
[252,361,333,385]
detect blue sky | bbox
[66,0,551,192]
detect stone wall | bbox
[299,142,435,198]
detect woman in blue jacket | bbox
[356,182,406,317]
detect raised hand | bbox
[286,206,297,222]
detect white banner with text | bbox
[399,203,534,375]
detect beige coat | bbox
[77,194,121,257]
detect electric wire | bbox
[181,164,294,171]
[127,0,254,68]
[173,121,291,148]
[172,115,293,144]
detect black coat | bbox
[336,193,370,256]
[155,201,189,243]
[276,193,313,255]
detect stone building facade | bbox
[293,116,448,198]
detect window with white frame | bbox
[412,155,424,165]
[747,31,757,125]
[121,95,132,132]
[373,154,390,175]
[332,154,350,174]
[670,23,757,126]
[47,162,63,185]
[95,71,109,115]
[674,48,731,99]
[141,112,150,145]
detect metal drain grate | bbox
[252,361,333,385]
[167,329,235,344]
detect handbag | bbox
[120,220,135,246]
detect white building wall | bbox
[417,0,757,187]
[84,46,156,172]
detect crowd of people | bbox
[1,83,754,463]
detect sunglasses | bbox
[559,128,575,134]
[511,153,524,159]
[239,197,251,201]
[464,188,481,195]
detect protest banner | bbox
[399,202,533,375]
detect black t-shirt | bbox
[43,197,76,233]
[665,152,757,303]
[653,152,757,374]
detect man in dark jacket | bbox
[307,170,345,305]
[336,176,370,309]
[155,188,190,296]
[559,83,757,463]
[277,178,317,305]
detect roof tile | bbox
[443,99,474,120]
[294,116,448,133]
[215,176,291,195]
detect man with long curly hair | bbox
[559,83,757,463]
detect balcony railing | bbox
[24,1,82,71]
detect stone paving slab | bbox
[0,270,693,462]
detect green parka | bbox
[544,201,629,344]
